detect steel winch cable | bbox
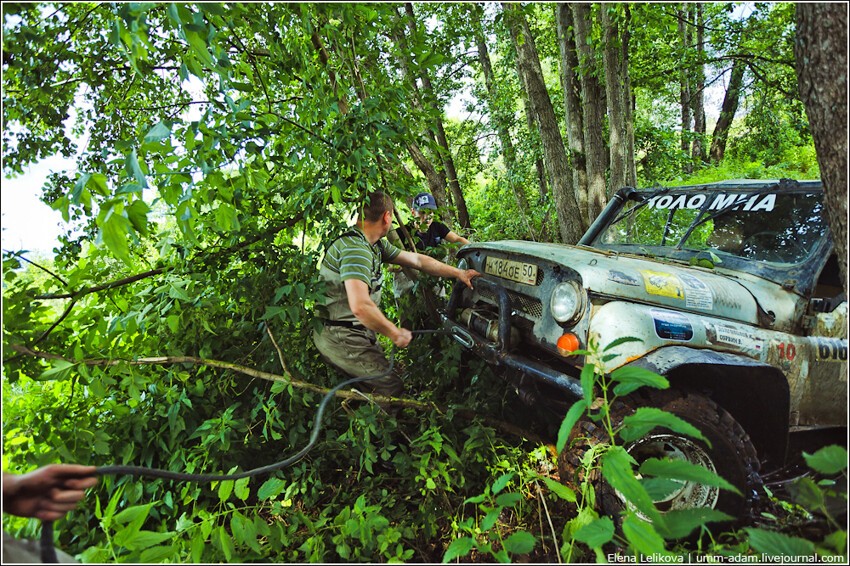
[40,328,451,563]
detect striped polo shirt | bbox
[318,228,401,322]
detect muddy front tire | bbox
[558,389,762,525]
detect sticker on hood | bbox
[651,309,693,341]
[679,273,713,310]
[641,270,684,299]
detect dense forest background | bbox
[2,2,846,562]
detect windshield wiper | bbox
[609,188,669,226]
[676,182,790,249]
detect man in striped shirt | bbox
[313,191,480,397]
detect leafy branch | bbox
[8,344,548,445]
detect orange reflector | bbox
[557,333,580,356]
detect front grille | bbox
[478,287,544,319]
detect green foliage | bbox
[1,2,836,563]
[553,337,847,562]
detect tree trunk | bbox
[407,141,450,209]
[503,3,584,244]
[513,50,550,204]
[390,8,452,224]
[601,4,627,201]
[556,3,589,226]
[623,5,637,187]
[404,3,470,229]
[572,3,608,224]
[473,4,537,239]
[678,5,692,172]
[796,4,848,291]
[709,58,745,163]
[692,3,707,164]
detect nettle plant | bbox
[554,335,740,559]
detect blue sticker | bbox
[651,309,693,341]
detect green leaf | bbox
[217,479,233,502]
[541,477,576,503]
[124,530,176,551]
[442,536,474,563]
[214,203,240,232]
[787,477,824,510]
[602,336,643,352]
[618,408,707,445]
[803,445,848,474]
[744,527,815,557]
[655,508,733,539]
[492,472,514,495]
[144,121,171,143]
[601,447,660,523]
[139,544,177,563]
[258,477,286,500]
[126,148,148,188]
[580,363,596,405]
[502,531,536,555]
[113,502,153,525]
[638,458,740,495]
[639,477,681,501]
[621,512,668,556]
[495,492,522,507]
[36,360,76,381]
[100,212,133,264]
[231,512,260,552]
[610,366,669,396]
[191,531,205,563]
[234,477,250,501]
[126,200,150,236]
[573,516,615,548]
[481,509,500,531]
[218,525,234,561]
[185,30,215,67]
[557,400,586,454]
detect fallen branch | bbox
[8,344,548,445]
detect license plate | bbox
[485,257,538,285]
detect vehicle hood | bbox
[462,241,800,329]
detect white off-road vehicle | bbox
[442,179,847,518]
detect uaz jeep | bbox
[442,179,847,518]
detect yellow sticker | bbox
[641,270,684,299]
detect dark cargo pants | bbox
[312,325,404,397]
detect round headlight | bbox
[550,281,584,324]
[457,257,469,271]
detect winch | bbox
[459,307,519,348]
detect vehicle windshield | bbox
[594,188,827,267]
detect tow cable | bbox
[40,328,451,563]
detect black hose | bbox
[40,329,449,562]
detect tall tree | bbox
[571,3,608,222]
[678,4,693,169]
[472,5,531,216]
[709,58,745,163]
[601,3,635,197]
[402,3,471,229]
[555,3,588,224]
[503,3,584,243]
[796,3,848,290]
[691,3,707,164]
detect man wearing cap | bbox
[408,192,470,250]
[313,191,480,397]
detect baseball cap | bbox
[412,192,438,210]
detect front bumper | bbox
[442,277,584,400]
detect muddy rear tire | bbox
[558,389,761,525]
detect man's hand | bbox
[457,269,481,290]
[3,464,98,521]
[391,327,413,348]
